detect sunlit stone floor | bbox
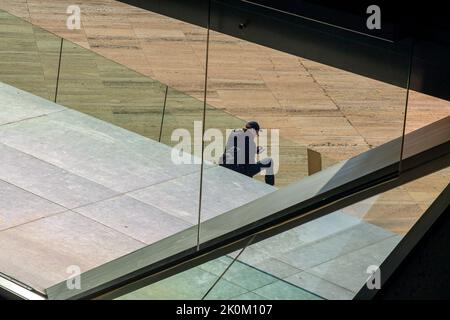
[0,2,448,234]
[0,82,404,299]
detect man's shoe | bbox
[265,175,275,186]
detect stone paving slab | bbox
[0,108,202,193]
[0,82,63,125]
[252,280,322,300]
[0,82,274,293]
[276,222,396,270]
[306,236,402,292]
[0,3,447,298]
[0,180,66,231]
[74,195,192,245]
[230,210,399,299]
[0,211,145,292]
[129,166,275,224]
[1,2,449,237]
[247,211,362,257]
[0,143,119,208]
[285,271,355,300]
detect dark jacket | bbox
[220,129,257,166]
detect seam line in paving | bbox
[0,178,70,218]
[0,111,222,200]
[71,193,195,234]
[0,205,69,234]
[283,232,396,272]
[0,136,229,241]
[69,210,148,245]
[71,188,189,222]
[202,255,324,299]
[0,104,249,240]
[298,270,357,295]
[229,256,303,284]
[66,165,218,221]
[23,1,31,23]
[0,176,188,244]
[301,234,400,289]
[0,133,204,202]
[0,202,146,247]
[226,257,326,299]
[286,217,396,253]
[297,58,373,148]
[227,291,266,300]
[198,267,263,300]
[0,138,121,198]
[250,279,324,300]
[0,109,65,128]
[0,178,145,245]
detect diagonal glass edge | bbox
[0,273,46,300]
[45,116,450,300]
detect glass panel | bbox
[403,90,450,134]
[114,168,448,300]
[202,248,322,300]
[52,2,209,248]
[0,9,60,101]
[399,87,450,225]
[0,6,208,295]
[399,56,450,202]
[57,40,167,140]
[203,168,450,300]
[198,2,411,244]
[401,86,450,156]
[117,247,249,300]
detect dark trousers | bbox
[220,158,275,186]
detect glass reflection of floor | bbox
[117,206,413,300]
[117,257,323,300]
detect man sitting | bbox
[219,121,275,186]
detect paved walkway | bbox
[0,1,448,298]
[0,83,404,299]
[0,0,450,234]
[1,0,448,161]
[0,82,274,291]
[0,3,448,234]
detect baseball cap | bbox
[245,121,262,135]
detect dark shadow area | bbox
[373,191,450,299]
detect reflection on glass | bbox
[0,10,60,101]
[402,89,450,151]
[202,252,322,300]
[2,1,446,300]
[199,3,411,246]
[57,40,167,140]
[117,248,249,300]
[115,169,449,300]
[0,8,208,294]
[195,168,450,300]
